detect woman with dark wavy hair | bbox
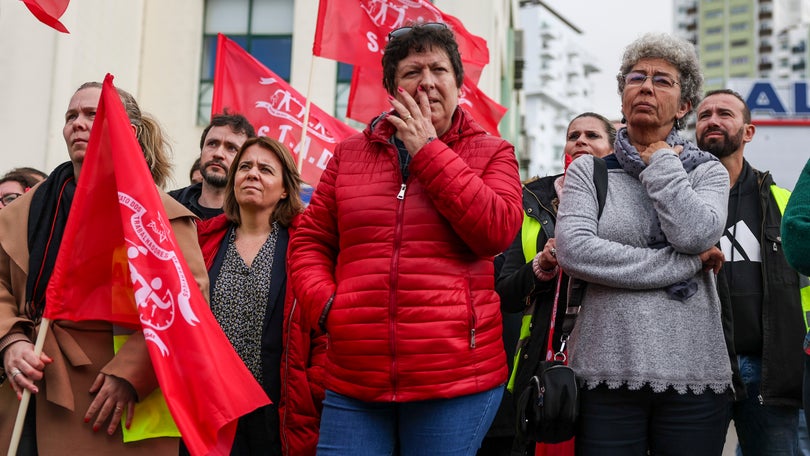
[197,136,305,455]
[289,22,522,455]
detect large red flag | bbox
[22,0,70,33]
[45,74,270,456]
[347,66,507,136]
[212,34,356,186]
[313,0,489,74]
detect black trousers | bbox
[575,383,731,456]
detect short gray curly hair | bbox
[616,33,702,129]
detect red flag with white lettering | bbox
[22,0,70,33]
[313,0,489,73]
[45,74,269,456]
[212,34,356,186]
[347,66,507,136]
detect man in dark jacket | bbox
[697,89,806,454]
[169,112,255,219]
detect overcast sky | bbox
[535,1,807,188]
[542,0,675,119]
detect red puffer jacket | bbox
[280,219,327,456]
[289,108,522,402]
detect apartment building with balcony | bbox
[674,0,810,90]
[518,0,600,178]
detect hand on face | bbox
[387,86,438,155]
[386,47,459,155]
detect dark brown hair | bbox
[222,136,304,228]
[382,22,463,96]
[702,89,751,123]
[200,111,256,150]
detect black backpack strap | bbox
[592,156,608,219]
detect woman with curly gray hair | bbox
[554,33,733,454]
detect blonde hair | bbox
[75,82,173,188]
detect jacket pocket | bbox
[466,276,477,348]
[764,226,798,286]
[318,293,335,333]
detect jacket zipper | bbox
[467,275,477,348]
[389,180,407,400]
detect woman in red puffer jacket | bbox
[288,22,522,456]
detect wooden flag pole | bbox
[297,55,318,173]
[7,317,50,456]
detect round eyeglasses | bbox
[624,72,680,89]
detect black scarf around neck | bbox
[25,162,76,321]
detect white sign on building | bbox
[725,79,810,190]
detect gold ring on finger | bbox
[403,114,413,121]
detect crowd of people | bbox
[0,22,807,456]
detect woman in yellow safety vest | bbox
[495,112,614,455]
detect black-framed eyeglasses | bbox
[388,22,448,40]
[624,72,680,89]
[0,193,21,207]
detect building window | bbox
[731,5,748,14]
[731,22,748,32]
[198,0,294,125]
[731,39,748,47]
[706,60,723,68]
[705,9,723,19]
[705,43,723,52]
[731,56,749,65]
[706,26,723,35]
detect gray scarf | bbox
[614,128,718,301]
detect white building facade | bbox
[518,1,599,179]
[0,0,519,186]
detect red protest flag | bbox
[313,0,489,73]
[212,34,356,186]
[347,66,507,136]
[45,74,269,456]
[459,77,508,137]
[22,0,70,33]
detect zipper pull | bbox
[470,328,476,348]
[397,183,407,200]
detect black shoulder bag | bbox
[515,157,608,444]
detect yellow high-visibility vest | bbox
[113,333,180,442]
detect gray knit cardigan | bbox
[556,150,733,394]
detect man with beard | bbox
[170,113,256,219]
[696,89,806,455]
